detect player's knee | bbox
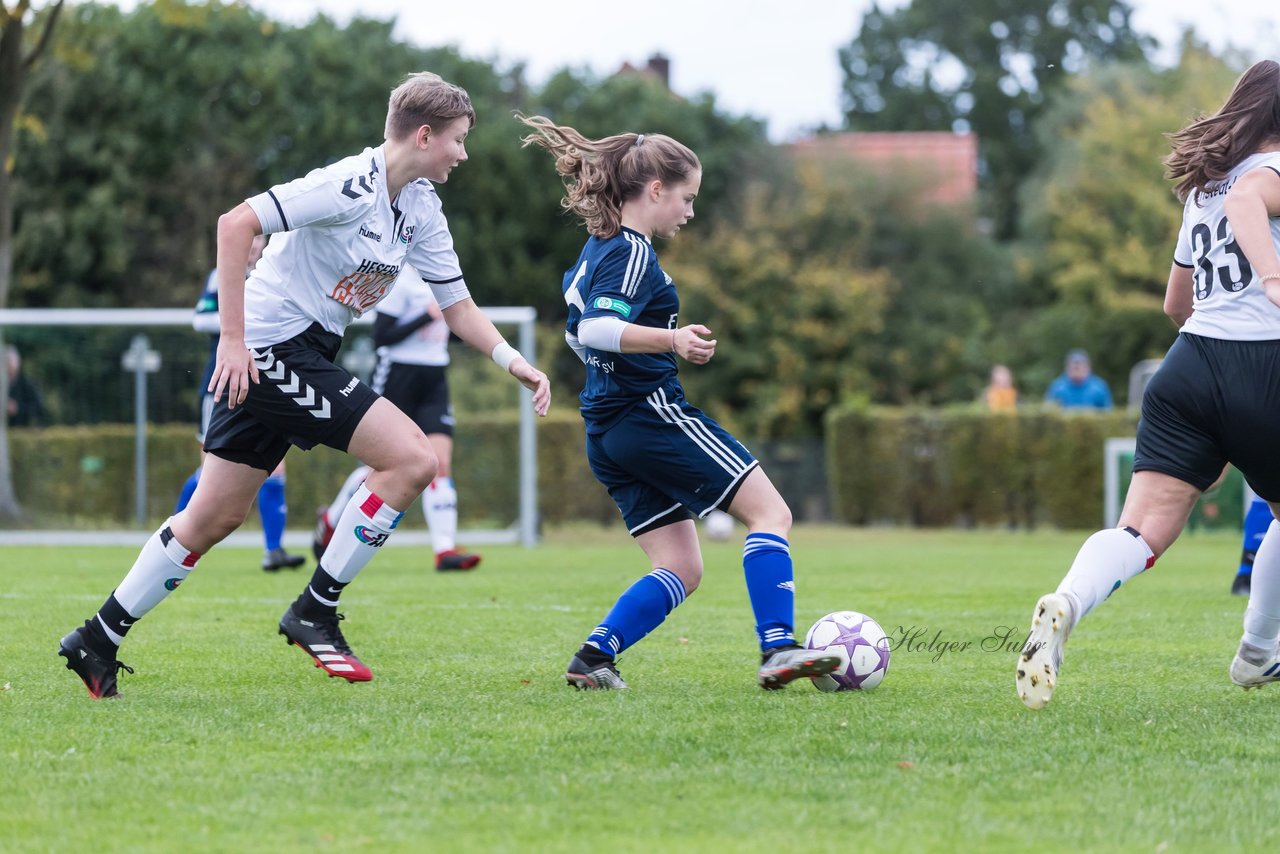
[399,445,438,495]
[668,561,702,594]
[745,503,792,534]
[177,504,250,551]
[218,504,256,536]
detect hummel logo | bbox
[250,352,332,419]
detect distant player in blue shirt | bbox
[1044,349,1113,410]
[520,114,841,691]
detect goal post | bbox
[0,306,539,547]
[1102,437,1136,529]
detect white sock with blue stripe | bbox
[584,567,687,658]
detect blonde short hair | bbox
[384,72,475,141]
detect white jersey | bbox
[375,269,451,366]
[1174,151,1280,341]
[242,144,470,349]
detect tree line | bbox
[6,0,1255,439]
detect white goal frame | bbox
[1103,437,1136,529]
[0,307,539,547]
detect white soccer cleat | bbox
[1016,593,1074,710]
[565,654,628,690]
[1229,643,1280,689]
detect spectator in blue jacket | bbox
[1045,349,1113,411]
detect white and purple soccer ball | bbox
[804,610,891,691]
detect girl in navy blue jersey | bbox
[519,115,840,690]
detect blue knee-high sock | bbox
[743,533,795,651]
[258,474,287,552]
[585,568,686,658]
[175,468,200,513]
[1241,497,1273,577]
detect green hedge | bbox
[6,407,1236,532]
[825,406,1142,529]
[6,414,616,530]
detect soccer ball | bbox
[804,610,891,691]
[702,509,735,541]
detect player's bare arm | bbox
[610,321,716,364]
[212,203,263,407]
[440,297,551,416]
[1223,166,1280,308]
[1163,263,1194,327]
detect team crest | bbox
[593,296,632,318]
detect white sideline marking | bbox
[0,530,518,547]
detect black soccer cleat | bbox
[757,644,842,690]
[58,623,134,700]
[262,547,306,572]
[278,605,372,682]
[1232,573,1252,597]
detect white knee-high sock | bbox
[1243,520,1280,650]
[326,465,371,528]
[111,518,202,618]
[320,483,404,584]
[425,477,458,554]
[1056,527,1155,625]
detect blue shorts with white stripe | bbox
[585,386,759,536]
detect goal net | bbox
[0,307,539,547]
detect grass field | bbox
[3,525,1279,852]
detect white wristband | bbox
[491,342,521,372]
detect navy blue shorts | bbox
[1135,333,1280,501]
[204,323,379,472]
[586,388,759,536]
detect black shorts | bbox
[1135,332,1280,501]
[371,359,454,437]
[204,323,379,471]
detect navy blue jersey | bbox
[563,227,681,433]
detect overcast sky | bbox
[111,0,1279,141]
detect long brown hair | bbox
[1165,60,1280,203]
[518,114,700,238]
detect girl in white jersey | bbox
[1016,59,1280,710]
[58,72,551,699]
